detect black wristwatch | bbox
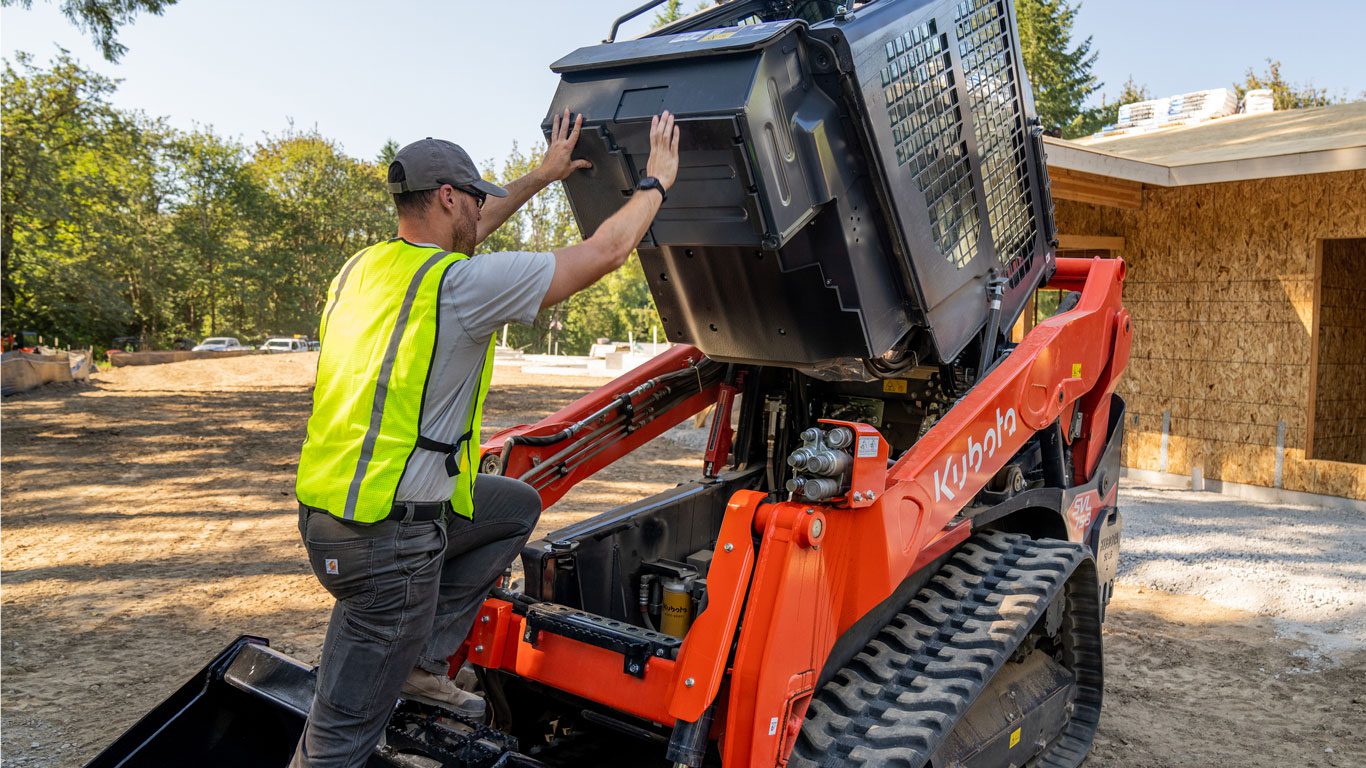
[637,176,667,203]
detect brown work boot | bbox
[399,669,487,720]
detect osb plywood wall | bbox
[1311,238,1366,464]
[1054,169,1366,500]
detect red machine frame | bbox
[466,257,1130,766]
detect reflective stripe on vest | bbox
[296,239,492,523]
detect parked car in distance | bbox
[260,337,309,353]
[192,337,246,352]
[110,336,147,353]
[307,340,320,352]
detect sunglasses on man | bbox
[457,185,487,210]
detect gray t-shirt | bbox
[395,247,555,502]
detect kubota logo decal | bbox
[933,407,1018,502]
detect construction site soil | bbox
[3,353,1362,766]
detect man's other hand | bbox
[542,109,682,309]
[539,109,593,182]
[646,111,680,190]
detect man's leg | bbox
[291,509,447,768]
[413,475,542,676]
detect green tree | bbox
[1,51,159,344]
[1234,59,1341,110]
[557,253,659,354]
[377,138,400,167]
[2,0,179,62]
[1,50,667,353]
[1,51,409,349]
[652,0,685,28]
[1015,0,1102,138]
[248,129,394,336]
[89,117,181,345]
[651,0,717,30]
[163,129,258,337]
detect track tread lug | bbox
[788,532,1101,768]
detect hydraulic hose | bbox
[515,362,723,489]
[976,277,1008,379]
[509,364,716,448]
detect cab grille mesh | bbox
[955,0,1037,286]
[882,19,978,269]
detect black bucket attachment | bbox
[84,636,314,767]
[84,636,541,768]
[544,0,1056,371]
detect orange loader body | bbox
[468,257,1130,766]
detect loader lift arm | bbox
[483,343,725,509]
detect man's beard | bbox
[452,216,478,255]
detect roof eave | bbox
[1167,146,1366,185]
[1043,138,1172,186]
[1043,136,1366,187]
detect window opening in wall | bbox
[1308,237,1366,465]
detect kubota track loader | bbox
[89,1,1130,766]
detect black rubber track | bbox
[788,531,1100,768]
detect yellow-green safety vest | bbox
[296,239,495,522]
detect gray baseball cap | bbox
[386,138,508,198]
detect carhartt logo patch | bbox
[325,558,339,575]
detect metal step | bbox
[523,603,682,678]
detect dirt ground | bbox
[2,354,1362,766]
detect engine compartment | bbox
[515,360,1031,641]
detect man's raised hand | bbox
[646,111,681,190]
[539,108,593,182]
[542,110,684,307]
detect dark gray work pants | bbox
[290,475,541,768]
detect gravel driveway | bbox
[1117,481,1366,662]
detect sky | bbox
[3,0,1363,166]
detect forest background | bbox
[2,0,1353,355]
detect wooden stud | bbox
[1306,238,1324,460]
[1057,234,1125,251]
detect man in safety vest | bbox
[292,109,680,767]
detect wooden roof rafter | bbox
[1049,167,1143,210]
